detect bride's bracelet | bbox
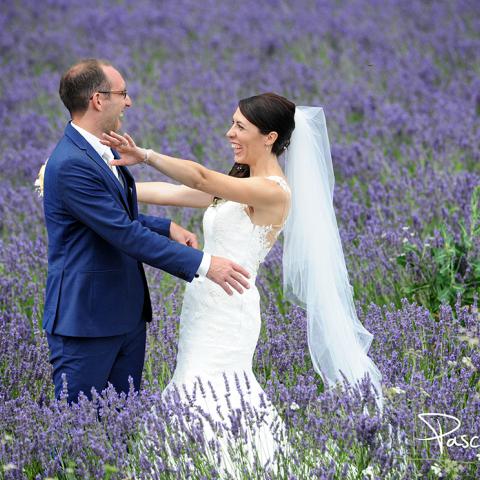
[141,148,153,166]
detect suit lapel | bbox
[113,150,135,218]
[116,165,135,217]
[120,166,139,218]
[64,124,131,215]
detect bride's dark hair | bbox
[239,92,296,156]
[213,93,295,205]
[226,92,296,180]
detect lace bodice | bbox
[202,176,290,277]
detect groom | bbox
[43,58,249,403]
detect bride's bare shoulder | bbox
[264,175,291,194]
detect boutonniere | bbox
[34,159,48,197]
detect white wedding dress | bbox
[161,176,291,477]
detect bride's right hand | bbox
[101,131,145,166]
[207,256,250,295]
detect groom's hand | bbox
[207,256,250,295]
[169,221,198,248]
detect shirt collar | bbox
[70,122,113,160]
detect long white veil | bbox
[283,106,383,411]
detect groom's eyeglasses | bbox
[96,90,128,99]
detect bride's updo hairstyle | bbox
[226,92,296,179]
[239,92,296,156]
[214,92,295,204]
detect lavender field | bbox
[1,0,480,478]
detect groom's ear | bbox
[90,92,104,111]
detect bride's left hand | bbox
[169,221,199,248]
[101,131,145,166]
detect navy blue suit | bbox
[43,123,203,401]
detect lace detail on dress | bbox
[198,175,291,273]
[251,176,291,251]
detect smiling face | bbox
[226,107,274,165]
[99,65,132,133]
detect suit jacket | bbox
[42,123,203,337]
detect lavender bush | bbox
[1,0,479,478]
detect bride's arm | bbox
[136,182,213,208]
[102,132,287,208]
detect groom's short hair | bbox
[59,59,112,116]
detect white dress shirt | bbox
[71,122,121,182]
[70,122,211,279]
[196,252,211,279]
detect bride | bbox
[101,93,383,475]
